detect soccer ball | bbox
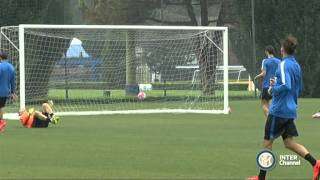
[137,91,146,100]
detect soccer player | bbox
[0,51,16,132]
[254,46,281,117]
[248,36,320,180]
[19,100,60,128]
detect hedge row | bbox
[26,95,255,106]
[53,82,248,91]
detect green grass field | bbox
[1,99,320,179]
[5,89,255,113]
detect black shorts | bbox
[264,114,299,140]
[0,97,7,108]
[32,112,50,128]
[261,88,272,101]
[32,118,50,128]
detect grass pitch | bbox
[1,99,320,179]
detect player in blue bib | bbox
[254,46,281,117]
[248,36,320,180]
[0,51,16,132]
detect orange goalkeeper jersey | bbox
[20,111,34,128]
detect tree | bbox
[79,0,162,95]
[145,0,198,25]
[253,0,320,97]
[198,0,218,95]
[0,0,72,100]
[79,0,160,24]
[220,0,320,97]
[79,0,219,95]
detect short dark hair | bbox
[265,45,275,55]
[0,51,8,59]
[281,35,298,55]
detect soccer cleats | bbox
[313,160,320,180]
[50,115,60,125]
[28,108,35,115]
[247,176,264,180]
[0,119,7,133]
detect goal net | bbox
[0,25,228,117]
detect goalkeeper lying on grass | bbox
[19,100,60,128]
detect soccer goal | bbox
[0,25,228,118]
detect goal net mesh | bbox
[0,26,227,114]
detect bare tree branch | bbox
[200,0,208,26]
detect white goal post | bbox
[1,24,229,119]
